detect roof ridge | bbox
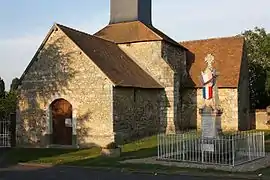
[105,20,141,26]
[55,23,117,45]
[56,23,93,36]
[138,21,161,40]
[180,35,243,44]
[94,21,187,50]
[141,22,188,49]
[140,22,179,45]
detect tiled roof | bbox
[94,21,187,49]
[180,36,245,88]
[57,24,162,89]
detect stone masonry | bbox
[181,37,250,131]
[237,49,251,130]
[182,88,249,131]
[17,27,114,148]
[113,87,161,144]
[119,41,186,133]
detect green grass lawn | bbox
[3,131,270,177]
[5,136,157,166]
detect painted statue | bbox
[200,54,221,110]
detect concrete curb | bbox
[18,163,54,168]
[16,162,263,180]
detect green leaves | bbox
[243,27,270,68]
[242,27,270,109]
[0,77,18,116]
[10,77,20,91]
[0,77,5,98]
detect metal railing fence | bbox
[157,131,265,166]
[0,118,11,148]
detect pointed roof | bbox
[180,36,245,88]
[20,23,162,89]
[94,21,187,49]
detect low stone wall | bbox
[251,110,270,130]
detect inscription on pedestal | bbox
[201,143,214,152]
[202,115,215,138]
[201,114,216,152]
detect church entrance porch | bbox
[50,99,73,145]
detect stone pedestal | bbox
[199,106,224,159]
[199,106,223,138]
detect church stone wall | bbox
[182,88,239,131]
[17,28,114,148]
[237,50,251,130]
[119,41,186,133]
[182,50,250,131]
[112,87,161,144]
[253,110,268,129]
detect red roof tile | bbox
[180,36,245,88]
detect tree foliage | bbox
[10,77,20,91]
[0,77,17,118]
[242,27,270,109]
[0,77,5,98]
[0,91,17,114]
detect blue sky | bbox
[0,0,270,89]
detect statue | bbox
[199,54,223,138]
[200,54,222,112]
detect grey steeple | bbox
[109,0,152,25]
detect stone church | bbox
[16,0,250,148]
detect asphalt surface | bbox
[0,165,247,180]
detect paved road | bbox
[0,148,9,168]
[0,165,247,180]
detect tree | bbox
[4,91,17,113]
[241,27,270,109]
[0,77,17,117]
[0,77,5,98]
[10,77,20,91]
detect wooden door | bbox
[51,99,72,145]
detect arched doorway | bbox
[50,98,72,145]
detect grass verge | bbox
[3,133,270,177]
[4,136,157,166]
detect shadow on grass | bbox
[2,135,270,178]
[2,145,270,179]
[1,148,81,167]
[62,146,157,167]
[1,136,157,168]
